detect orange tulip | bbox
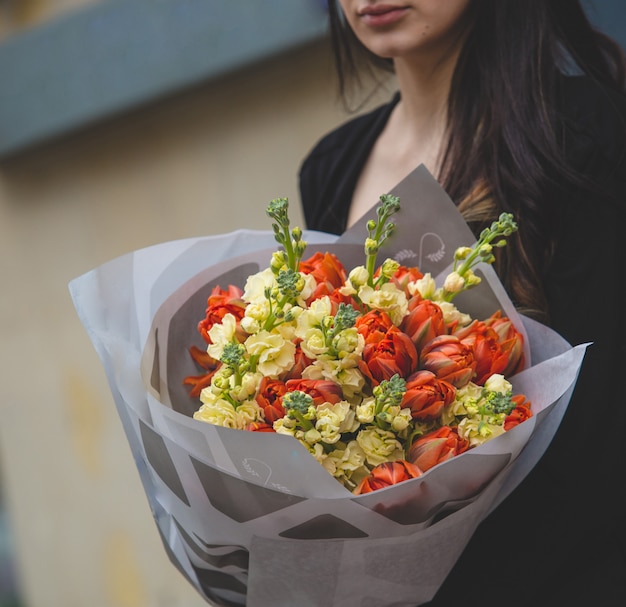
[408,426,470,472]
[245,422,275,432]
[401,296,447,352]
[484,311,526,376]
[504,395,533,430]
[356,309,395,345]
[360,326,419,385]
[300,251,348,303]
[255,377,287,423]
[284,378,343,406]
[354,460,422,494]
[182,346,221,397]
[420,334,476,388]
[402,370,457,420]
[455,320,509,385]
[197,284,246,344]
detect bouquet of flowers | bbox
[185,194,531,495]
[69,166,587,607]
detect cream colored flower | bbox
[315,400,359,444]
[443,271,466,294]
[273,416,297,436]
[207,313,238,360]
[302,359,366,400]
[299,327,329,359]
[484,373,512,394]
[357,282,408,326]
[244,330,295,377]
[356,397,376,424]
[240,300,271,334]
[356,427,404,467]
[437,301,472,327]
[193,398,263,429]
[332,327,364,359]
[242,267,276,304]
[389,407,413,433]
[297,272,317,305]
[321,441,368,485]
[339,265,369,296]
[408,272,437,299]
[296,296,332,332]
[229,371,263,402]
[457,416,505,447]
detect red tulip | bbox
[408,426,470,472]
[402,370,457,420]
[354,460,422,494]
[401,296,447,352]
[504,395,533,430]
[484,311,526,376]
[197,285,246,344]
[420,334,476,388]
[245,422,275,432]
[255,377,287,423]
[455,320,509,385]
[356,309,395,345]
[300,251,348,303]
[360,326,419,385]
[183,346,221,397]
[284,378,343,406]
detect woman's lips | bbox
[359,5,410,27]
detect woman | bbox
[300,1,626,605]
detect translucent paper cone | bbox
[69,166,587,607]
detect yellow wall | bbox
[0,15,394,605]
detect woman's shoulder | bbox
[300,93,400,174]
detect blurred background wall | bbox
[0,1,623,606]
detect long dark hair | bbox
[327,0,626,320]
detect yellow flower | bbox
[389,407,412,433]
[357,282,408,326]
[302,359,366,400]
[484,373,512,394]
[339,265,369,296]
[356,397,376,424]
[356,427,404,467]
[207,313,238,360]
[244,330,295,377]
[443,271,466,294]
[273,416,297,437]
[229,371,263,402]
[320,441,368,484]
[437,301,472,327]
[242,267,276,304]
[193,398,263,429]
[408,272,437,299]
[240,300,271,334]
[332,327,363,359]
[457,416,505,447]
[315,400,359,444]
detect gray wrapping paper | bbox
[69,167,587,606]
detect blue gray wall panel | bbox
[0,0,624,158]
[0,0,329,157]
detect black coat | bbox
[299,76,626,606]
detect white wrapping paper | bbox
[69,167,587,607]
